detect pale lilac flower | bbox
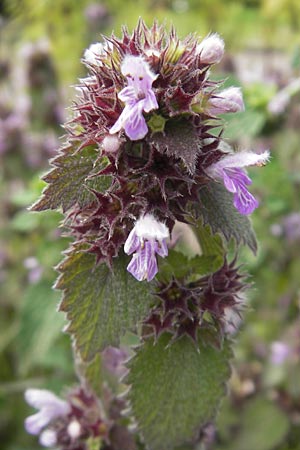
[39,429,57,448]
[270,341,290,365]
[196,33,225,64]
[24,389,71,435]
[207,150,270,215]
[110,55,158,141]
[208,87,244,115]
[124,214,169,281]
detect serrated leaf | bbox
[57,249,153,362]
[31,144,111,212]
[193,223,224,258]
[195,182,257,253]
[126,333,232,450]
[152,118,201,173]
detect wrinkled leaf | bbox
[126,333,232,450]
[56,248,153,361]
[152,118,201,173]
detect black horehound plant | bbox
[25,20,270,450]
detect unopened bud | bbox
[196,33,224,64]
[207,87,244,115]
[39,429,57,448]
[84,42,105,65]
[67,420,82,440]
[102,134,121,153]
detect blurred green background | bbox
[0,1,300,449]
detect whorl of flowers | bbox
[144,258,246,344]
[24,388,109,449]
[24,386,133,450]
[35,19,269,278]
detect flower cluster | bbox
[24,386,134,450]
[34,20,269,284]
[24,388,109,449]
[144,258,246,344]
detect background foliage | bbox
[0,0,299,449]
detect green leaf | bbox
[229,398,290,450]
[158,249,221,282]
[17,281,65,375]
[56,248,153,362]
[194,182,257,253]
[77,353,103,397]
[222,110,265,140]
[152,118,202,173]
[126,333,232,450]
[31,144,111,212]
[193,223,224,258]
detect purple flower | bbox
[208,87,244,115]
[207,150,270,215]
[24,389,71,436]
[124,214,169,281]
[110,55,158,141]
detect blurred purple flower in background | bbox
[102,346,128,378]
[270,341,291,365]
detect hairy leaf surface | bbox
[32,144,110,212]
[56,249,153,361]
[127,333,232,450]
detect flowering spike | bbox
[207,150,270,215]
[110,55,158,140]
[124,214,169,281]
[196,33,225,64]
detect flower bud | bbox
[207,87,244,115]
[84,42,105,65]
[67,420,82,440]
[196,33,224,64]
[102,134,121,153]
[39,429,57,448]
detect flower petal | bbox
[25,412,52,435]
[124,229,140,255]
[233,185,259,215]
